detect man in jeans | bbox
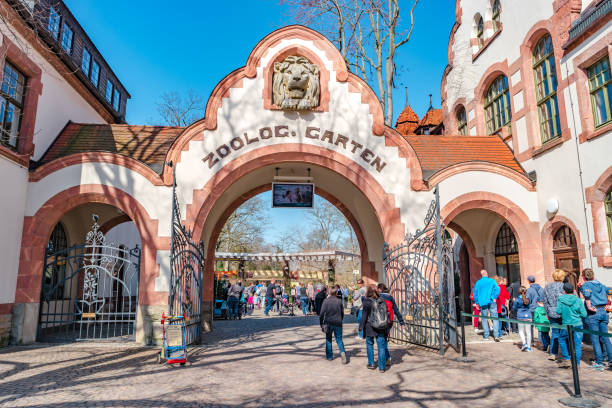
[264,279,277,316]
[353,279,367,339]
[580,268,612,371]
[227,280,244,320]
[299,282,309,316]
[472,269,501,341]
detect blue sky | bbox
[63,0,456,245]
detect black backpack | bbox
[369,298,390,330]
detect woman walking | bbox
[360,286,390,372]
[319,287,347,363]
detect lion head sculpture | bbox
[272,55,320,110]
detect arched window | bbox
[606,189,612,250]
[492,0,501,31]
[44,222,68,300]
[456,106,467,135]
[533,34,560,143]
[485,75,511,134]
[475,15,484,49]
[495,223,520,284]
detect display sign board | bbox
[272,183,314,208]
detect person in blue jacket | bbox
[472,269,501,341]
[512,286,534,352]
[580,268,612,371]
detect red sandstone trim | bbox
[472,27,503,62]
[448,221,484,290]
[100,214,132,235]
[427,162,535,191]
[0,303,13,314]
[0,35,43,160]
[16,185,169,308]
[29,152,167,186]
[540,216,586,281]
[442,191,544,284]
[262,46,330,112]
[572,37,612,144]
[472,60,511,135]
[165,25,399,184]
[585,164,612,267]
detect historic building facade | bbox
[0,0,610,346]
[440,0,612,300]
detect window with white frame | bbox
[113,89,120,111]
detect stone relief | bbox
[272,55,320,110]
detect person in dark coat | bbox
[359,286,389,372]
[319,287,347,363]
[314,287,327,315]
[377,283,404,367]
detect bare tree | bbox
[283,0,419,126]
[156,90,204,127]
[216,196,268,254]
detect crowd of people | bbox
[471,268,612,371]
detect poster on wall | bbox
[272,183,314,208]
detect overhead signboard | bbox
[272,183,314,208]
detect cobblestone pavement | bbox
[1,308,611,408]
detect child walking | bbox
[533,301,550,351]
[512,286,533,352]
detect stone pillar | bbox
[136,305,165,345]
[10,302,39,344]
[202,300,213,333]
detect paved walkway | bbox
[0,308,611,407]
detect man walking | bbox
[473,270,501,341]
[377,283,405,367]
[353,279,367,339]
[264,279,277,317]
[227,280,244,320]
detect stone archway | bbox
[13,185,165,344]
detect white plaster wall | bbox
[0,156,28,304]
[25,163,173,236]
[446,0,553,111]
[438,171,539,222]
[175,37,434,238]
[0,27,107,161]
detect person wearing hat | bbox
[526,275,544,312]
[556,282,587,368]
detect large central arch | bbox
[184,144,406,325]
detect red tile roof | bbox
[395,104,420,135]
[403,134,525,179]
[417,108,443,128]
[39,122,184,173]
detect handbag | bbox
[321,318,330,334]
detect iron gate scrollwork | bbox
[38,215,140,342]
[169,174,204,345]
[383,187,458,353]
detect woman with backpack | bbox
[512,286,534,352]
[359,286,391,372]
[319,287,347,363]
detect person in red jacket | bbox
[495,276,511,336]
[470,287,482,334]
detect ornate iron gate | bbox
[38,215,140,342]
[383,187,458,353]
[169,176,204,345]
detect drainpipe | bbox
[563,62,594,268]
